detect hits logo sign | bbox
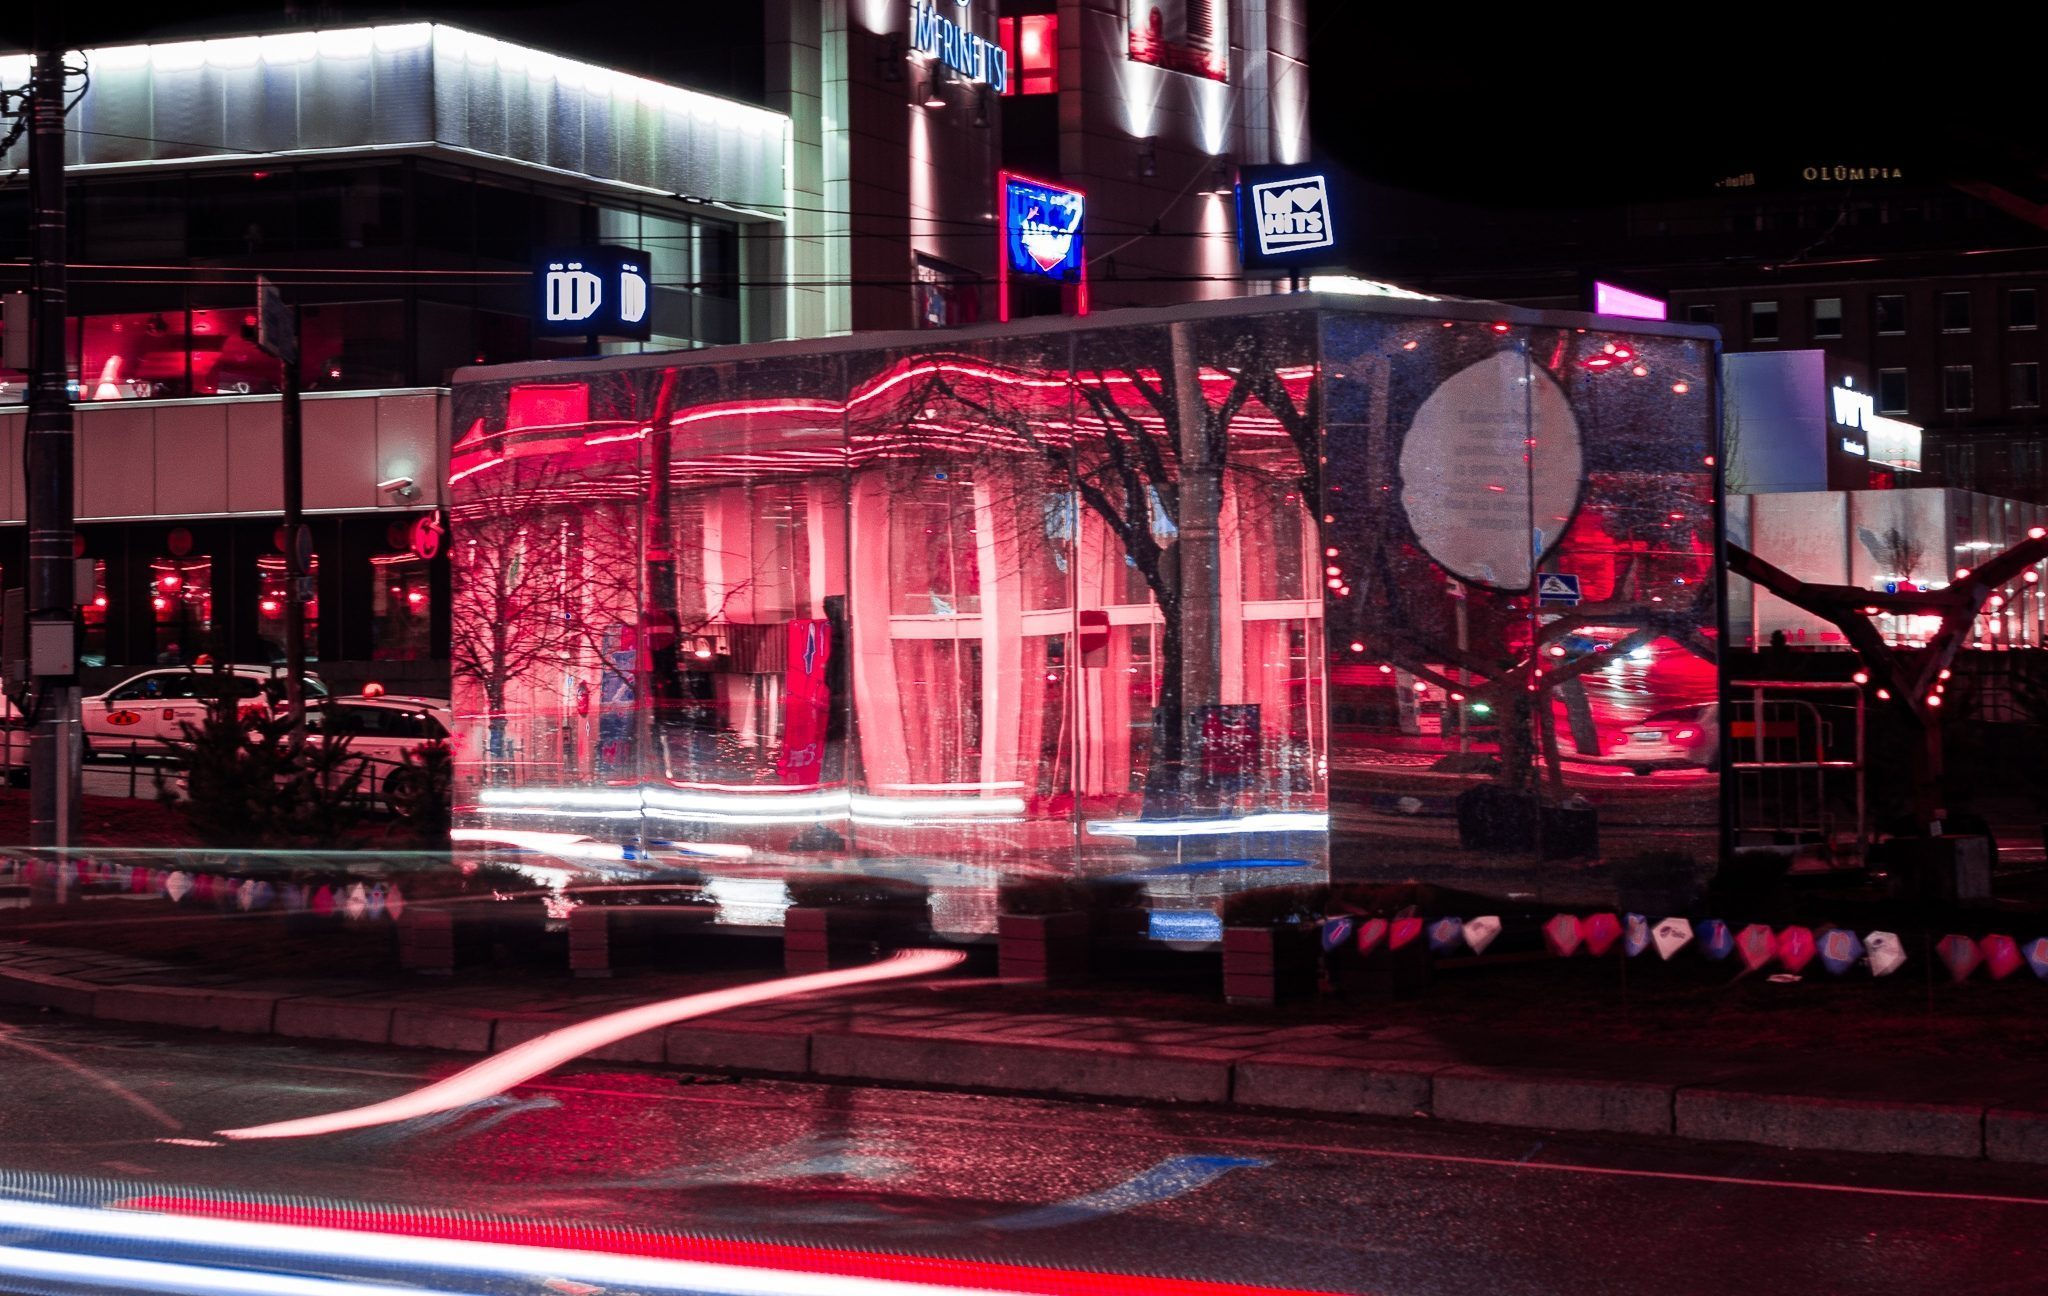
[1250,174,1334,256]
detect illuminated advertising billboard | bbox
[1234,165,1346,271]
[1592,281,1668,321]
[1001,173,1085,283]
[1832,379,1923,473]
[1127,0,1228,82]
[533,246,652,340]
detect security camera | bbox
[378,476,419,500]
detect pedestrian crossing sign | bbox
[1536,572,1581,606]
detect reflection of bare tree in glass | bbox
[450,454,641,763]
[1859,526,1925,586]
[873,327,1323,814]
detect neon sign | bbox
[533,246,651,341]
[1234,165,1347,270]
[1592,281,1668,321]
[910,2,1008,93]
[1831,379,1922,473]
[995,172,1087,323]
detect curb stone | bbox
[0,964,2022,1162]
[1233,1054,1444,1117]
[1675,1087,1984,1158]
[1432,1067,1675,1136]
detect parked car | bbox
[81,666,328,758]
[1612,702,1719,773]
[302,695,454,811]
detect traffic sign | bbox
[1536,572,1582,606]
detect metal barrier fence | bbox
[1726,679,1867,866]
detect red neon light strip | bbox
[114,1198,1336,1296]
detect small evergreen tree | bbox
[166,687,366,849]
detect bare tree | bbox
[1731,529,2048,830]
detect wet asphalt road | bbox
[0,1008,2045,1295]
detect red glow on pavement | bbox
[216,950,964,1142]
[112,1197,1332,1296]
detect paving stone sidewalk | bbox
[0,939,2043,1165]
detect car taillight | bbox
[1674,728,1696,740]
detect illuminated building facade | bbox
[769,0,1312,337]
[0,24,789,688]
[451,295,1722,916]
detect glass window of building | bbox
[1878,367,1908,414]
[997,13,1059,95]
[372,533,434,661]
[186,171,296,257]
[1748,300,1778,342]
[300,301,406,390]
[1943,364,1975,412]
[78,179,187,262]
[297,166,405,251]
[2013,362,2041,410]
[79,560,107,667]
[1683,303,1715,325]
[1942,291,1972,333]
[2011,288,2039,331]
[1811,297,1843,339]
[191,307,281,396]
[414,166,476,257]
[150,557,212,666]
[1876,294,1906,335]
[1946,443,1976,484]
[79,312,188,401]
[257,553,319,664]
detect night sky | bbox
[6,3,2039,206]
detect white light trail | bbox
[217,949,963,1141]
[1084,812,1329,839]
[0,1200,1009,1296]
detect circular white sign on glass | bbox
[1397,349,1583,590]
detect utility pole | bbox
[257,278,306,744]
[25,40,79,848]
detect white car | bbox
[82,666,328,758]
[303,695,455,811]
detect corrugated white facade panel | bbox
[0,25,788,212]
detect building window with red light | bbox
[150,557,212,666]
[80,560,107,667]
[997,13,1058,95]
[256,553,318,663]
[372,552,433,661]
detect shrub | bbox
[784,871,928,910]
[170,691,366,850]
[386,739,453,844]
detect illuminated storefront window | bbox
[371,552,433,661]
[997,14,1058,95]
[257,554,319,664]
[150,557,212,666]
[80,561,108,667]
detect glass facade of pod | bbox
[449,295,1722,929]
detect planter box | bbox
[1222,923,1321,1006]
[784,904,926,973]
[397,907,455,974]
[998,912,1091,985]
[1885,835,1992,903]
[1326,923,1432,999]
